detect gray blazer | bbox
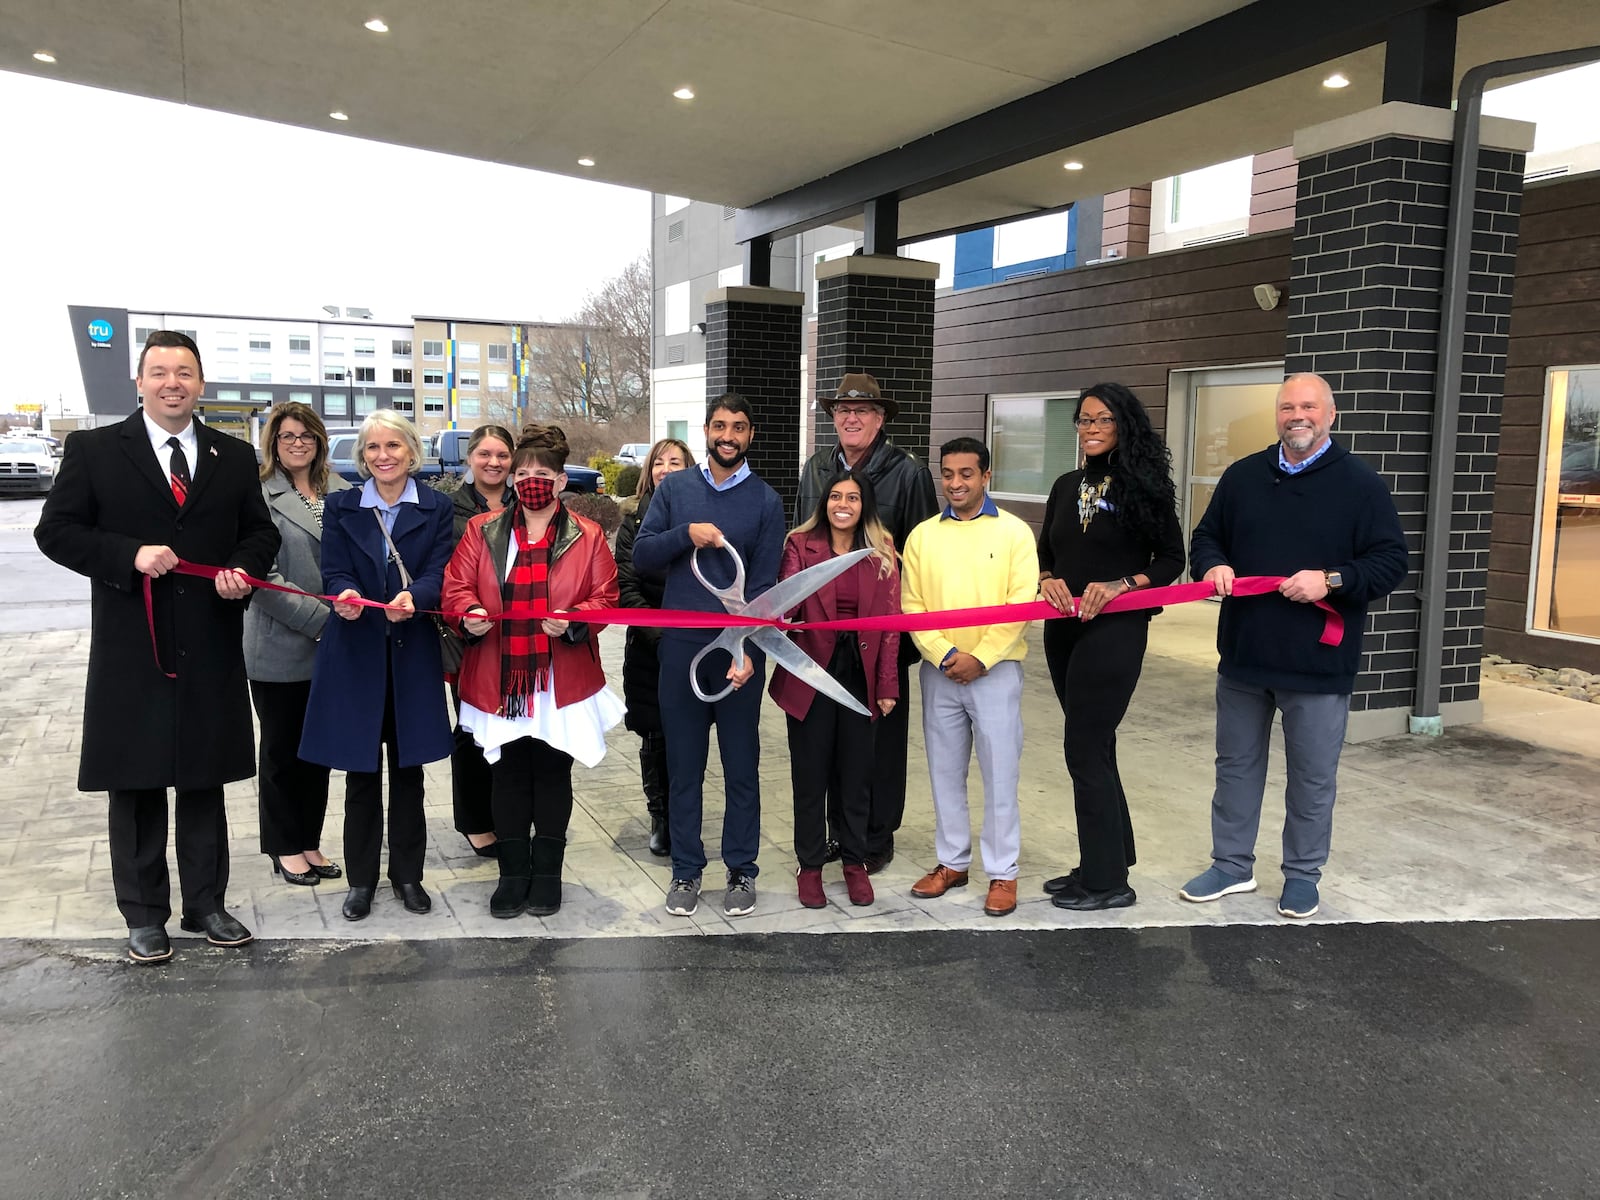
[243,470,352,682]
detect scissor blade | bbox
[754,629,872,717]
[744,547,875,621]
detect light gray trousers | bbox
[1210,675,1351,883]
[921,660,1023,880]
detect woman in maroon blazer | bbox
[769,470,901,909]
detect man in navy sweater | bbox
[1182,373,1407,919]
[633,393,787,918]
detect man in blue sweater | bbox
[1182,373,1407,919]
[633,393,787,918]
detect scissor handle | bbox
[689,634,748,703]
[691,540,746,608]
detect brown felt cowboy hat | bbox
[821,372,899,421]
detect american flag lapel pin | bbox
[209,445,219,457]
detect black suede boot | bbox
[527,836,566,917]
[490,838,531,919]
[640,732,671,858]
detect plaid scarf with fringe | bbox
[501,518,554,716]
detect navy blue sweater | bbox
[1189,441,1408,693]
[631,466,787,644]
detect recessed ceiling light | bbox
[32,51,56,63]
[577,157,595,167]
[1323,72,1350,89]
[1063,160,1084,170]
[364,18,389,33]
[673,87,695,101]
[329,111,350,121]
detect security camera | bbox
[1253,283,1282,311]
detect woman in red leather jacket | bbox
[443,423,623,920]
[769,470,901,910]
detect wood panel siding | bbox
[1485,173,1600,672]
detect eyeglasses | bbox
[833,405,881,418]
[1074,416,1116,430]
[276,432,318,445]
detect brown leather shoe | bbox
[984,879,1018,917]
[910,864,969,898]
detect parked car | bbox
[0,437,57,495]
[616,442,651,466]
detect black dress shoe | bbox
[179,910,254,946]
[127,925,172,965]
[1042,867,1083,895]
[648,813,670,858]
[824,839,842,864]
[309,859,343,879]
[270,856,321,886]
[343,886,375,921]
[464,835,499,859]
[1051,881,1137,911]
[392,881,432,914]
[863,844,895,875]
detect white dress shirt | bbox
[142,410,201,484]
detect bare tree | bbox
[524,255,651,439]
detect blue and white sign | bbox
[86,318,114,348]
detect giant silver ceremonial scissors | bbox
[689,541,875,716]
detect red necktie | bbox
[167,437,191,506]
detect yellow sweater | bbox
[901,505,1039,668]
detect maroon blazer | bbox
[768,529,901,722]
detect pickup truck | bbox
[329,429,605,494]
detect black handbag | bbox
[373,510,465,673]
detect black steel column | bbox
[1382,5,1456,107]
[743,236,773,289]
[863,194,900,257]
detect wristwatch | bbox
[1323,570,1343,592]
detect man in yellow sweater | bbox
[901,437,1039,917]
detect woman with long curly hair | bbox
[1036,382,1184,913]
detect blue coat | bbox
[299,483,454,772]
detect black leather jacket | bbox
[795,434,940,554]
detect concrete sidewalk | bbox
[2,600,1597,944]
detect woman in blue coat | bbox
[301,410,454,922]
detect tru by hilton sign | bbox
[86,318,114,349]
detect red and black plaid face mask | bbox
[515,475,556,510]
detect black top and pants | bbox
[1037,454,1184,892]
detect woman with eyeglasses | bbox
[1036,383,1184,913]
[244,402,351,887]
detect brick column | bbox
[813,255,939,473]
[1284,102,1533,740]
[703,285,804,515]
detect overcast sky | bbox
[0,70,651,411]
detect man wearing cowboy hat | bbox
[796,372,939,874]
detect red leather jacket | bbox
[768,529,901,722]
[443,505,618,715]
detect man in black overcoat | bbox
[36,331,279,964]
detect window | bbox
[135,326,156,345]
[354,366,376,383]
[249,391,273,404]
[216,330,239,352]
[323,336,344,358]
[324,367,347,383]
[667,420,688,441]
[288,391,314,406]
[664,281,690,335]
[423,340,444,359]
[174,329,198,343]
[424,396,445,414]
[1532,366,1600,642]
[488,371,509,390]
[289,335,311,354]
[214,389,242,401]
[354,338,375,357]
[393,368,413,384]
[393,398,414,414]
[423,368,445,386]
[249,335,271,353]
[215,362,240,382]
[458,371,480,389]
[355,393,378,415]
[249,364,272,382]
[458,398,481,418]
[323,393,348,417]
[392,339,413,357]
[457,341,480,362]
[987,393,1081,500]
[289,370,313,385]
[488,343,509,362]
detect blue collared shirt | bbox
[1278,438,1333,475]
[940,492,1000,521]
[359,476,420,533]
[700,460,751,492]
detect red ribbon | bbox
[144,561,1343,678]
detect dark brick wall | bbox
[1283,134,1525,714]
[814,271,935,476]
[704,297,802,515]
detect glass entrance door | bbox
[1180,366,1284,545]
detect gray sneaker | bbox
[723,871,757,917]
[665,876,701,917]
